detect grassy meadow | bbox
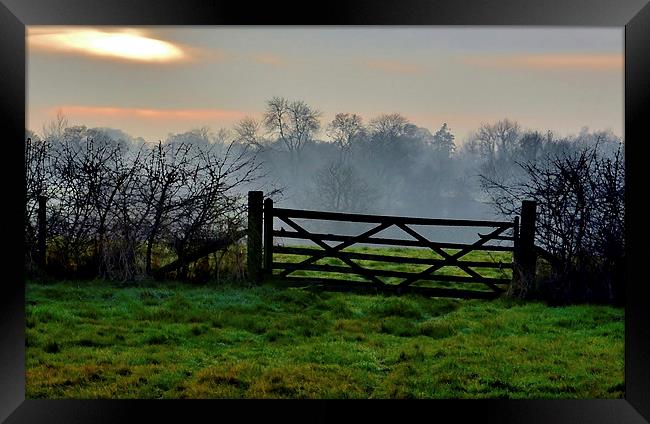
[25,246,624,399]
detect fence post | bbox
[247,191,263,283]
[514,200,537,295]
[37,195,47,269]
[263,197,273,277]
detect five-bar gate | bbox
[247,191,537,299]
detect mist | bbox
[27,99,623,247]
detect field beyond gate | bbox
[252,193,525,299]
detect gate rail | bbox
[246,191,537,299]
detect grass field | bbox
[25,247,624,399]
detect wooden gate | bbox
[247,191,537,299]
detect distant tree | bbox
[431,122,456,160]
[475,119,521,162]
[540,134,574,158]
[518,131,544,162]
[91,127,136,149]
[312,161,378,213]
[326,113,365,154]
[368,113,412,145]
[263,97,321,156]
[347,114,419,208]
[234,117,265,150]
[42,110,68,142]
[166,127,213,147]
[573,127,623,157]
[364,113,421,165]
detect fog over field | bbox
[26,27,624,248]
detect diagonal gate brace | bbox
[276,216,391,287]
[396,223,509,293]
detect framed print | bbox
[1,0,649,422]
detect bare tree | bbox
[368,113,411,145]
[165,142,261,279]
[101,145,146,280]
[234,117,265,150]
[480,142,625,304]
[166,127,213,148]
[46,130,123,277]
[26,117,267,282]
[139,141,195,276]
[42,110,68,142]
[25,135,51,268]
[518,130,544,162]
[312,161,378,213]
[326,113,365,154]
[263,97,321,156]
[475,119,521,163]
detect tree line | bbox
[25,98,624,304]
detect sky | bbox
[27,26,624,143]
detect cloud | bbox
[251,53,287,67]
[462,53,622,71]
[364,59,424,75]
[50,105,249,121]
[28,27,214,63]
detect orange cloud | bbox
[28,27,214,63]
[463,53,622,71]
[51,105,249,121]
[251,54,287,67]
[364,59,424,75]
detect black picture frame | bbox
[1,1,648,422]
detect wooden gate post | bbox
[514,200,537,295]
[263,197,273,277]
[247,191,263,283]
[37,195,47,269]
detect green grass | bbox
[272,245,513,292]
[26,252,624,399]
